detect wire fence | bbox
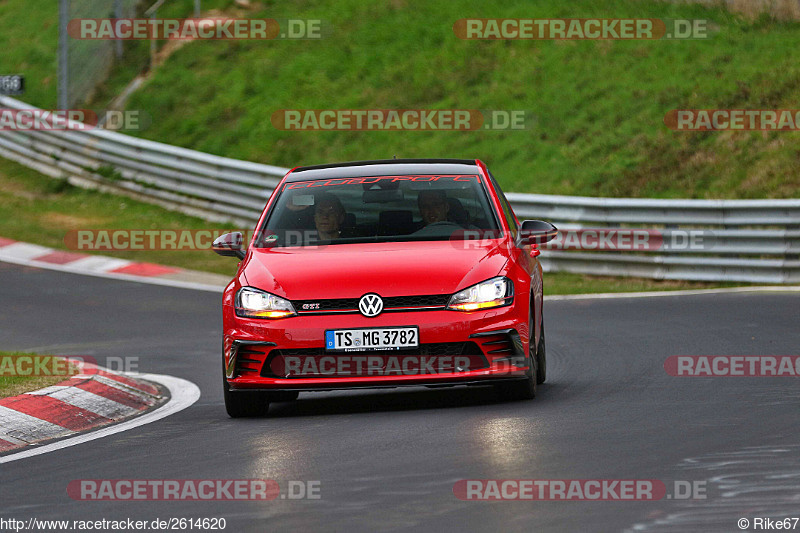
[676,0,800,20]
[58,0,145,109]
[58,0,205,109]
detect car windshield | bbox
[256,174,502,247]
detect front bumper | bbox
[223,304,531,391]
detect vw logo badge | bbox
[358,293,384,317]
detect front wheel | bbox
[268,391,300,402]
[223,367,270,418]
[494,316,539,401]
[536,322,547,384]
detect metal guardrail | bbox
[506,195,800,283]
[1,95,799,283]
[0,96,285,225]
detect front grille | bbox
[293,294,450,314]
[386,295,450,308]
[294,297,357,312]
[262,342,488,378]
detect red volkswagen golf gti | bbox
[214,159,557,417]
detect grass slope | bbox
[118,0,800,198]
[3,0,799,198]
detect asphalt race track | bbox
[0,261,798,532]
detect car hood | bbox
[242,240,510,300]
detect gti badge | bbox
[359,294,384,317]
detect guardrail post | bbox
[788,223,800,261]
[145,0,167,72]
[114,0,123,58]
[149,8,157,71]
[58,0,70,109]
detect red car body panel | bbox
[242,240,510,300]
[222,159,544,392]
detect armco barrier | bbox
[1,96,799,283]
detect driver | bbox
[417,189,450,226]
[314,193,347,241]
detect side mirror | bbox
[213,232,245,259]
[518,220,558,246]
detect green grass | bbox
[0,0,59,109]
[3,0,800,199]
[0,156,240,276]
[0,352,78,399]
[115,0,800,199]
[85,0,235,110]
[0,155,750,293]
[0,0,231,110]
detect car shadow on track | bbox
[262,384,557,418]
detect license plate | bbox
[325,327,419,352]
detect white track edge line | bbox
[544,285,800,300]
[0,254,225,292]
[0,373,200,464]
[3,248,798,299]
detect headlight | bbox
[235,287,296,319]
[447,277,513,311]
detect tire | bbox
[223,364,270,418]
[536,321,547,385]
[267,391,300,402]
[494,314,538,401]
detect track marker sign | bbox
[0,75,24,96]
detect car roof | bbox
[286,159,482,182]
